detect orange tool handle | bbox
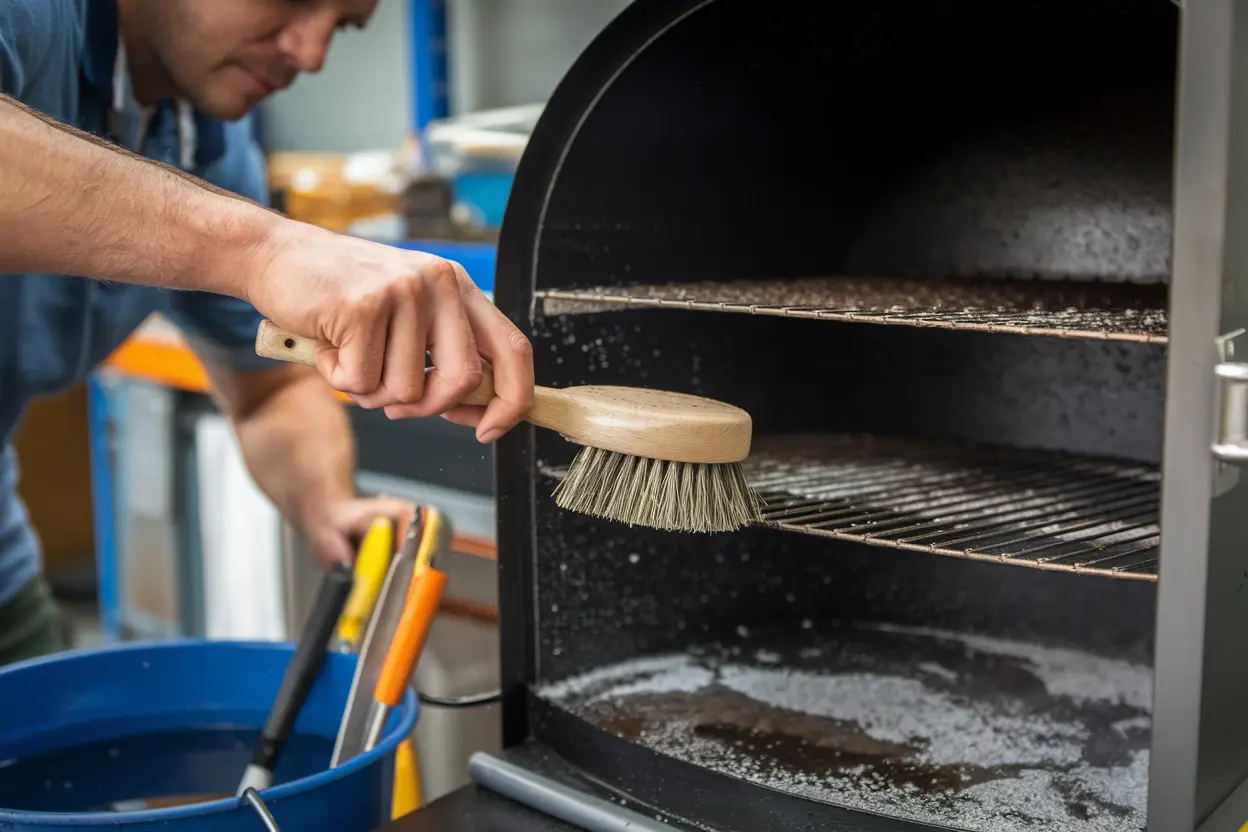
[374,567,449,708]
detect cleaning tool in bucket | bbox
[236,561,355,795]
[0,640,417,831]
[336,518,395,653]
[362,557,447,754]
[332,521,420,767]
[332,508,448,765]
[330,514,420,818]
[384,506,452,818]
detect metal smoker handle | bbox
[1214,361,1248,464]
[1212,329,1248,477]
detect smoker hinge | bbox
[1212,329,1248,493]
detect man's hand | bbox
[300,495,418,567]
[242,219,534,444]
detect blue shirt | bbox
[0,0,275,606]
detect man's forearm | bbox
[0,92,278,297]
[219,368,358,529]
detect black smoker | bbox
[475,1,1248,831]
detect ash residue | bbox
[537,276,1168,343]
[536,623,1152,832]
[539,275,1166,313]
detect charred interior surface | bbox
[530,506,1155,684]
[538,277,1169,343]
[532,0,1178,291]
[536,623,1152,832]
[529,479,1157,829]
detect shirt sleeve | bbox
[166,114,281,374]
[0,0,77,99]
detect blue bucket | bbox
[0,640,417,831]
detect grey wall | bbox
[260,0,413,153]
[447,0,633,113]
[260,0,631,153]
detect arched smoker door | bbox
[465,1,1248,832]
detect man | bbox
[0,0,535,663]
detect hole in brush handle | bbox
[255,320,319,366]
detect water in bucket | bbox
[0,640,417,831]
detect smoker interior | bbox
[494,0,1177,829]
[525,314,1160,831]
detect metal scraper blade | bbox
[330,525,418,767]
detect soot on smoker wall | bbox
[529,0,1177,289]
[530,510,1154,684]
[533,310,1166,465]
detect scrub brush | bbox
[255,322,763,533]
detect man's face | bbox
[141,0,378,120]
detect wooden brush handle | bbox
[255,322,320,366]
[255,320,752,463]
[256,320,503,406]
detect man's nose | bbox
[276,11,339,73]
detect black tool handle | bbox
[238,561,354,793]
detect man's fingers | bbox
[356,291,426,410]
[325,303,389,398]
[352,497,418,544]
[400,264,482,418]
[308,527,354,567]
[303,498,419,569]
[387,403,485,427]
[458,278,534,442]
[438,404,487,427]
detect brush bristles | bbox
[552,446,764,533]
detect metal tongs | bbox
[331,505,450,768]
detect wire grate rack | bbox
[537,276,1169,343]
[745,435,1160,580]
[542,434,1161,580]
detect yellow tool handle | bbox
[337,517,395,649]
[392,739,421,819]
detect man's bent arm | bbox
[204,363,356,527]
[196,359,413,565]
[0,92,276,296]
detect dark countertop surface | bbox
[375,743,697,832]
[377,782,585,832]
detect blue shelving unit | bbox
[394,238,497,294]
[409,0,451,132]
[87,374,122,643]
[404,0,498,293]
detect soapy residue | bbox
[537,623,1151,832]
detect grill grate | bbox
[542,434,1161,580]
[748,435,1159,580]
[537,277,1168,343]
